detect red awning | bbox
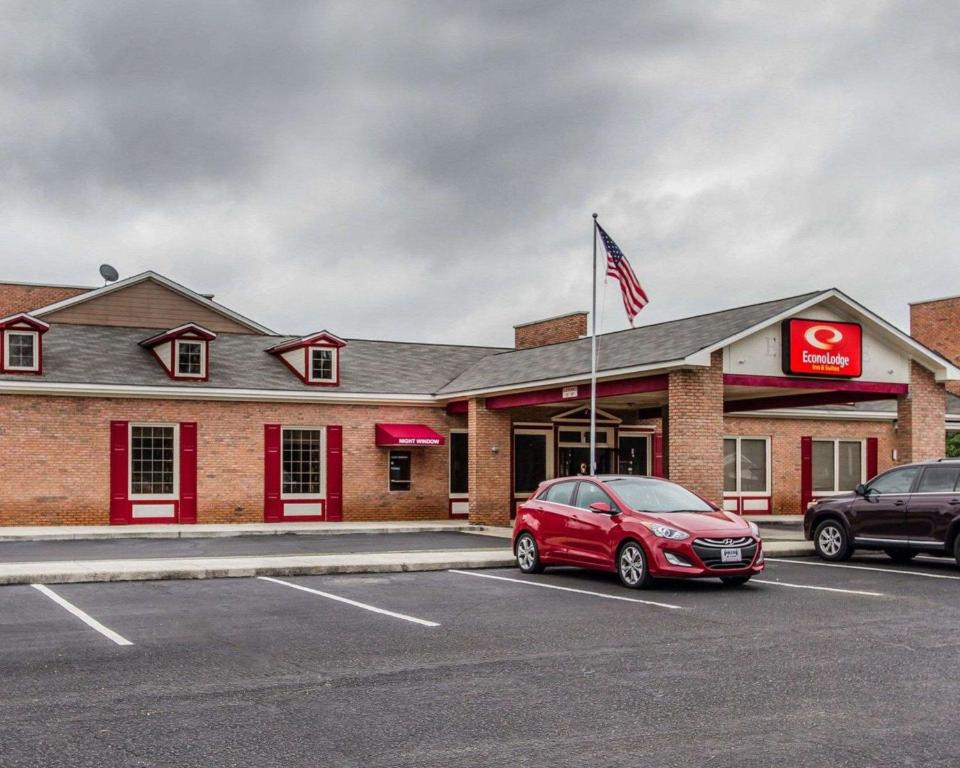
[375,423,445,447]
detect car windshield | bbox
[604,478,714,513]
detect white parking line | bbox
[257,576,440,627]
[31,583,133,646]
[448,570,683,609]
[751,579,884,597]
[767,558,960,581]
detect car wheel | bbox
[617,540,653,589]
[814,519,853,562]
[515,532,544,574]
[720,575,751,586]
[884,549,917,564]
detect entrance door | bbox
[617,434,650,475]
[558,446,613,476]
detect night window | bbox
[175,340,204,377]
[130,425,177,497]
[5,331,37,370]
[813,439,864,494]
[389,450,411,491]
[450,432,468,495]
[309,347,335,382]
[724,437,769,494]
[282,428,324,496]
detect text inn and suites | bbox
[1,270,959,527]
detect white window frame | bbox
[723,436,771,496]
[128,422,180,501]
[307,346,337,383]
[812,438,867,496]
[388,449,412,493]
[280,426,327,499]
[449,428,469,499]
[513,427,556,498]
[174,338,206,379]
[3,330,39,372]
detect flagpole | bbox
[590,213,598,476]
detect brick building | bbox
[1,271,958,527]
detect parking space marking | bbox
[751,578,884,597]
[257,576,440,627]
[766,558,960,581]
[31,583,133,646]
[448,570,683,609]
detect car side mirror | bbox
[855,483,866,497]
[589,501,614,514]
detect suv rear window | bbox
[540,481,576,506]
[917,466,960,493]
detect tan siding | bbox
[43,280,258,334]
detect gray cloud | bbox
[2,0,960,345]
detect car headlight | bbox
[644,522,690,540]
[748,521,760,537]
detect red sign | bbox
[782,318,862,378]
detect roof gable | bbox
[31,272,273,335]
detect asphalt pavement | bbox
[3,553,960,767]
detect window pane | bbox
[723,439,737,493]
[541,481,576,505]
[282,429,323,495]
[916,466,960,493]
[130,425,176,496]
[311,349,333,381]
[739,439,767,493]
[618,436,648,476]
[7,333,35,368]
[868,466,920,495]
[812,441,836,493]
[177,341,203,375]
[574,482,616,511]
[514,434,547,494]
[837,441,862,491]
[389,450,411,491]
[558,430,582,444]
[450,433,468,494]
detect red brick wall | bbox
[514,312,588,349]
[724,416,896,515]
[467,398,512,526]
[0,394,464,526]
[910,298,960,396]
[0,283,90,318]
[665,352,724,506]
[896,361,946,464]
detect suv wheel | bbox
[617,541,653,589]
[884,549,917,564]
[814,520,853,562]
[515,532,544,574]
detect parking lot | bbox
[3,555,960,768]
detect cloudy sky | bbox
[2,1,959,345]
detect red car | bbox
[513,475,764,588]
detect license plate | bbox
[721,548,742,563]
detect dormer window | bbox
[267,330,346,387]
[0,314,49,374]
[140,323,217,382]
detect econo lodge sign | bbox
[782,318,862,378]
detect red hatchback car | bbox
[514,475,764,588]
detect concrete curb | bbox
[0,548,517,586]
[0,521,480,543]
[763,541,814,557]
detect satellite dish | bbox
[99,264,119,284]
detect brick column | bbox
[467,398,512,526]
[665,351,724,506]
[896,361,946,464]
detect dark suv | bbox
[804,458,960,565]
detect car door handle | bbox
[894,500,905,506]
[949,499,960,506]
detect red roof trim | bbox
[139,323,218,348]
[0,313,51,333]
[266,331,347,355]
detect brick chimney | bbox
[514,311,588,349]
[910,295,960,396]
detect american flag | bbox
[597,223,648,325]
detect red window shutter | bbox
[110,421,130,525]
[652,433,664,477]
[264,424,282,522]
[800,436,813,512]
[326,425,343,521]
[866,437,878,480]
[179,422,198,524]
